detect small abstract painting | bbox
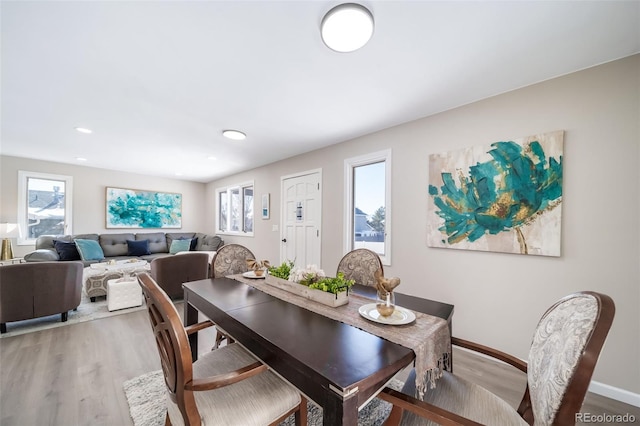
[106,187,182,229]
[427,130,563,256]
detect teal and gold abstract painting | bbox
[427,130,563,256]
[106,187,182,228]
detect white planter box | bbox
[265,275,348,307]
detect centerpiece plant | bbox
[268,261,354,295]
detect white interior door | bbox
[280,170,322,268]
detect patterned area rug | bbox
[0,291,153,338]
[124,369,403,426]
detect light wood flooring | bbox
[1,307,638,425]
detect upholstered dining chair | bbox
[137,273,307,426]
[379,291,615,426]
[336,248,383,287]
[150,252,210,300]
[211,244,256,278]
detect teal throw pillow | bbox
[169,238,191,254]
[74,239,105,261]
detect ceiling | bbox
[2,1,639,183]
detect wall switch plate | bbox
[272,225,278,232]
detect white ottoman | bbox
[107,278,143,311]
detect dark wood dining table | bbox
[183,277,454,426]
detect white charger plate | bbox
[358,303,416,325]
[242,271,266,279]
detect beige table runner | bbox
[232,274,450,398]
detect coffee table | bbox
[83,260,149,302]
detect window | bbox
[344,150,391,265]
[17,171,73,245]
[216,182,254,235]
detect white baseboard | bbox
[589,380,640,408]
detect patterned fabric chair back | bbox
[211,244,256,278]
[524,292,615,425]
[336,248,383,287]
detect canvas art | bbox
[427,130,563,256]
[106,187,182,229]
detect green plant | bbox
[268,260,295,280]
[308,272,355,295]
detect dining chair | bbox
[150,252,210,299]
[137,273,307,426]
[336,248,383,287]
[211,244,256,278]
[379,291,615,426]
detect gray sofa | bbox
[24,232,224,266]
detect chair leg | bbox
[61,312,68,322]
[383,405,403,426]
[294,397,307,426]
[1,323,6,334]
[164,411,171,426]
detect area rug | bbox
[0,291,154,338]
[124,369,403,426]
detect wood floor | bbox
[1,307,638,425]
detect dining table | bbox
[183,276,454,426]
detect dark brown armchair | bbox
[150,252,210,299]
[379,291,615,426]
[0,261,83,333]
[137,273,307,426]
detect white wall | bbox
[208,55,640,398]
[0,157,208,258]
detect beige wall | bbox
[0,157,208,258]
[208,55,640,398]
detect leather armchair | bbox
[150,252,210,299]
[0,261,83,333]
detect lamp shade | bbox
[321,3,374,52]
[0,223,22,238]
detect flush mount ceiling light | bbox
[321,3,374,53]
[222,130,246,140]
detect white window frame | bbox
[17,171,73,245]
[215,180,254,237]
[344,149,392,266]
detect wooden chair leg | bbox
[383,405,403,426]
[164,411,171,426]
[294,397,307,426]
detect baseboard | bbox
[589,380,640,408]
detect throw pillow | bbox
[53,239,81,261]
[74,239,105,261]
[169,238,191,254]
[179,236,198,251]
[127,239,151,256]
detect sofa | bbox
[24,232,224,266]
[0,261,83,333]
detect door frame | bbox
[279,168,323,267]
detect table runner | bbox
[232,274,450,398]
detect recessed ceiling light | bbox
[76,157,87,162]
[321,3,374,53]
[222,130,246,140]
[207,156,218,161]
[175,172,183,176]
[75,127,93,134]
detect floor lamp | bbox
[0,223,22,261]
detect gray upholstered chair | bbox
[0,261,83,333]
[137,273,307,426]
[150,252,210,300]
[211,244,255,278]
[379,291,615,426]
[336,248,383,287]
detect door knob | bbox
[281,238,287,243]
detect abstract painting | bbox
[106,187,182,229]
[427,130,563,256]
